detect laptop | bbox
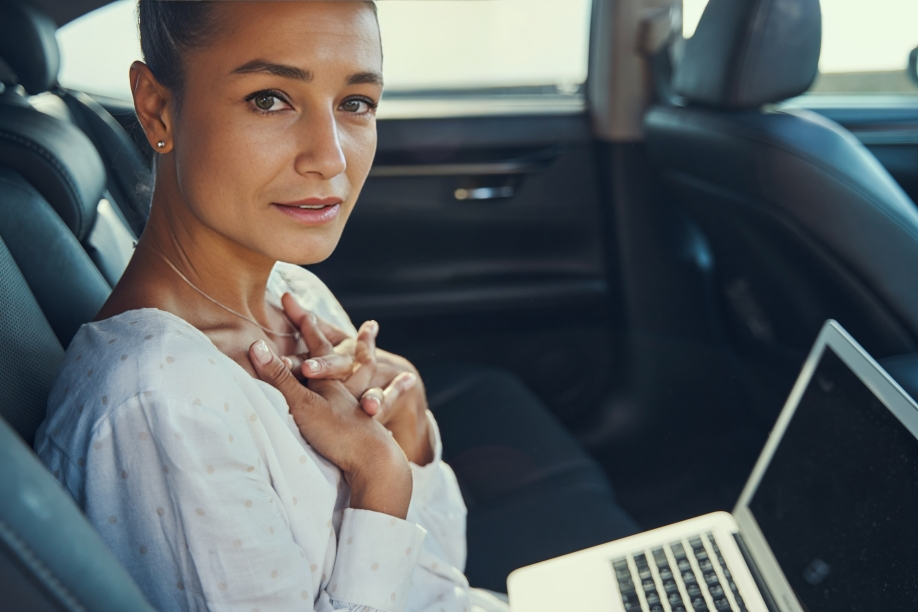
[507,320,918,612]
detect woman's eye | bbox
[340,98,375,114]
[248,92,289,112]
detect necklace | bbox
[137,244,302,341]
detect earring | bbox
[156,141,166,150]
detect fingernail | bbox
[308,313,317,325]
[369,320,379,335]
[365,397,380,412]
[253,340,272,365]
[401,373,417,390]
[305,359,321,373]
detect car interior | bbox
[3,0,918,609]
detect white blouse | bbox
[35,263,508,612]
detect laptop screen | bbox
[748,346,918,610]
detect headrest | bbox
[674,0,822,109]
[0,1,60,95]
[0,104,105,241]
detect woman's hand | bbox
[279,294,434,465]
[247,328,412,518]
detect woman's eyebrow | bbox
[231,60,313,82]
[347,71,384,87]
[230,62,382,88]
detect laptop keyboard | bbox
[612,532,748,612]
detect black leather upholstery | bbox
[61,90,151,236]
[645,0,918,363]
[0,167,109,349]
[674,0,821,109]
[0,403,154,612]
[0,102,104,242]
[0,0,143,285]
[0,0,59,95]
[0,168,153,610]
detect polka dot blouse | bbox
[35,263,504,612]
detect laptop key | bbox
[686,584,702,598]
[646,591,661,605]
[659,568,673,581]
[709,584,725,599]
[691,596,708,611]
[678,559,692,573]
[704,572,719,585]
[663,579,678,594]
[698,559,714,572]
[713,598,731,611]
[682,571,697,585]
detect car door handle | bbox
[453,186,516,200]
[369,160,547,178]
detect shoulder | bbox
[269,262,356,334]
[47,309,239,427]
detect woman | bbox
[35,2,508,611]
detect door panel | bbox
[310,113,623,421]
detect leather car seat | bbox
[0,166,155,611]
[0,0,140,286]
[645,0,918,369]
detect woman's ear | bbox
[130,61,174,154]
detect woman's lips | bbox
[272,199,342,226]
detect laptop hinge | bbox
[733,532,780,612]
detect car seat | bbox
[0,164,155,610]
[0,0,138,286]
[645,0,918,374]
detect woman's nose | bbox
[293,107,347,179]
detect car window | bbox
[683,0,918,97]
[57,0,593,117]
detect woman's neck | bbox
[96,177,278,334]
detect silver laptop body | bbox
[508,320,918,612]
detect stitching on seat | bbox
[0,131,85,237]
[0,516,87,612]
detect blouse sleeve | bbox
[407,410,469,574]
[82,390,426,612]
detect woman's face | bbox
[167,1,382,265]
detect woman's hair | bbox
[137,1,224,101]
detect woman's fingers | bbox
[344,320,379,396]
[361,372,418,421]
[281,292,335,357]
[316,317,350,345]
[280,292,349,345]
[302,353,356,379]
[299,312,335,358]
[249,340,320,406]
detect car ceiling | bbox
[29,0,113,26]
